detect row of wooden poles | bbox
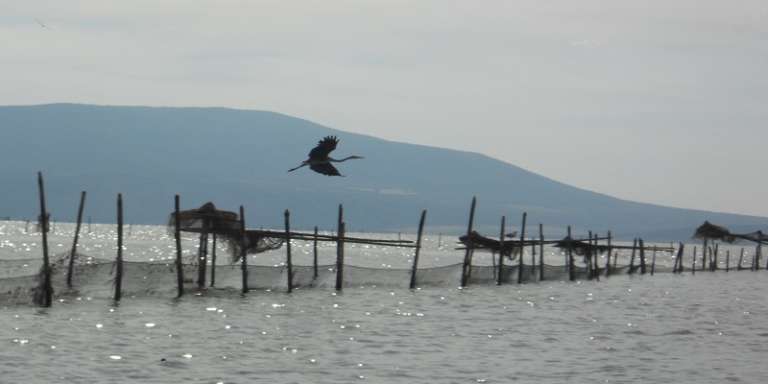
[32,172,762,308]
[183,202,426,296]
[32,171,426,306]
[459,197,686,285]
[29,172,677,308]
[672,240,765,274]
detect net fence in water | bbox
[2,221,758,305]
[0,250,668,305]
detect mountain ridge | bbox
[1,103,765,241]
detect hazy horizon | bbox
[2,1,766,216]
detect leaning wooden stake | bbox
[174,195,184,297]
[639,239,647,274]
[675,243,685,273]
[335,204,345,291]
[628,238,637,274]
[461,197,477,287]
[517,212,527,284]
[239,206,248,294]
[36,172,52,307]
[650,248,657,276]
[409,210,427,289]
[496,216,506,286]
[538,223,544,281]
[114,193,124,302]
[737,248,744,271]
[285,210,293,293]
[313,226,319,280]
[67,191,87,289]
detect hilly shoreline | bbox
[1,103,765,241]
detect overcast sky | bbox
[1,1,766,216]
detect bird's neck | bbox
[329,156,361,163]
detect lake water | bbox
[2,221,767,383]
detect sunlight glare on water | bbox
[0,221,767,383]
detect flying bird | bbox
[34,18,49,29]
[288,136,363,176]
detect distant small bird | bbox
[34,18,49,29]
[288,136,363,176]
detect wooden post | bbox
[754,244,762,271]
[592,233,600,281]
[725,250,730,272]
[737,248,744,271]
[702,239,708,271]
[174,195,184,297]
[114,193,124,302]
[628,238,637,274]
[639,239,646,274]
[650,248,657,276]
[461,197,476,287]
[210,234,217,287]
[239,206,248,294]
[313,226,319,280]
[285,210,293,293]
[711,243,719,272]
[496,216,506,286]
[567,226,575,281]
[675,243,684,273]
[538,223,544,281]
[36,172,52,307]
[438,233,443,248]
[587,231,594,279]
[604,231,612,277]
[692,246,697,275]
[517,212,527,284]
[409,210,427,289]
[197,230,208,290]
[335,204,345,291]
[67,191,87,289]
[765,246,768,270]
[530,229,536,274]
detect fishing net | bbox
[0,248,684,305]
[0,220,696,306]
[693,221,736,243]
[168,202,240,235]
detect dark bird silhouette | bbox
[288,136,363,176]
[34,18,49,29]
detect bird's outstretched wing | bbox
[310,163,343,176]
[308,136,338,159]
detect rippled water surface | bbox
[2,222,768,383]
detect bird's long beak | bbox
[287,163,306,172]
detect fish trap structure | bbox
[4,173,767,307]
